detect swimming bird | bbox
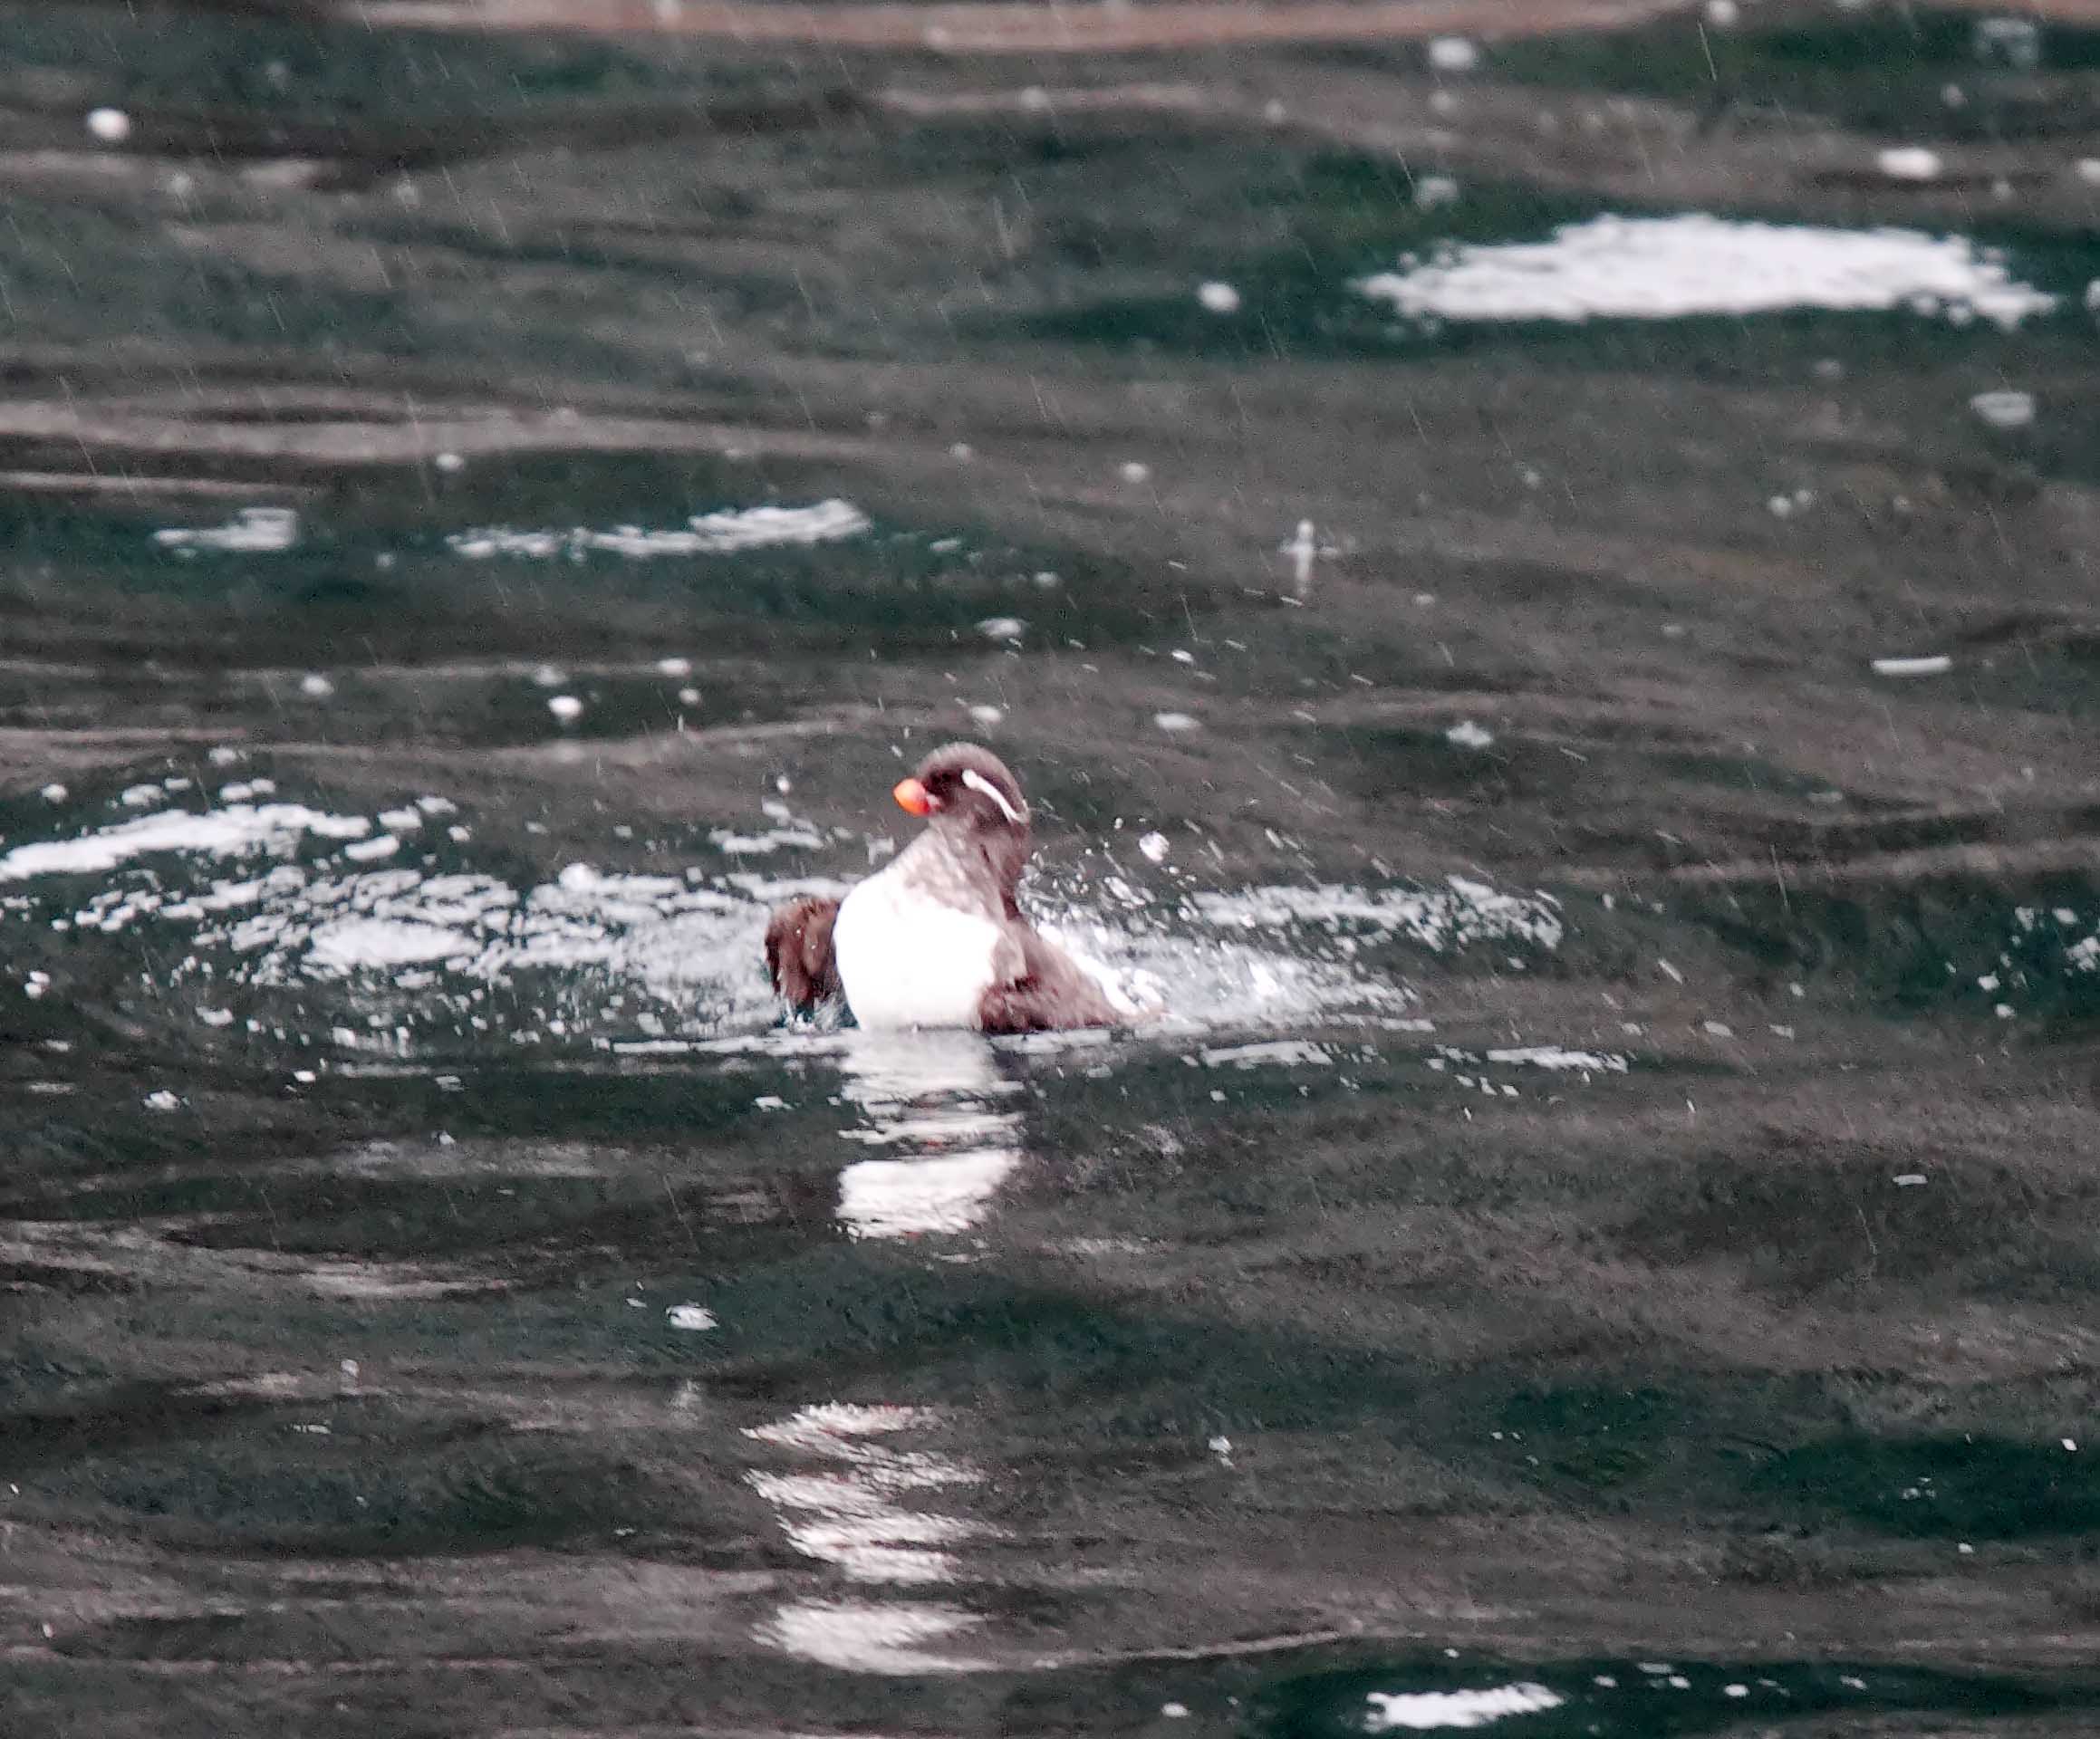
[765,743,1126,1032]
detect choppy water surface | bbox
[6,3,2100,1734]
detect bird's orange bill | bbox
[892,777,936,815]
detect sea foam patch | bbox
[1190,877,1565,953]
[3,782,1579,1055]
[151,506,300,555]
[446,499,872,561]
[0,802,371,881]
[1356,215,2057,330]
[1363,1682,1565,1730]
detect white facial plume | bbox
[959,768,1025,826]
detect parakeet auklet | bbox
[765,743,1124,1032]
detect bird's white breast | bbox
[832,859,1005,1029]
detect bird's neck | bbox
[930,815,1029,908]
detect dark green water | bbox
[4,3,2100,1734]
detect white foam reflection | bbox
[758,1600,986,1675]
[1356,215,2057,330]
[737,1045,1023,1667]
[834,1031,1024,1241]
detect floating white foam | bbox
[151,506,299,554]
[1363,1682,1565,1731]
[1191,877,1564,953]
[1199,1039,1331,1069]
[446,499,871,560]
[1415,175,1461,213]
[1970,389,2036,429]
[1427,35,1481,72]
[18,813,828,1037]
[304,916,472,972]
[7,786,1571,1053]
[710,824,826,856]
[1481,1045,1628,1072]
[0,802,369,881]
[1877,145,1943,182]
[1029,887,1421,1033]
[1356,215,2057,330]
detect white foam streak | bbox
[1191,877,1564,953]
[1356,215,2057,330]
[0,803,370,881]
[151,506,299,553]
[7,791,1569,1049]
[446,499,871,561]
[708,825,827,856]
[1481,1046,1629,1072]
[1199,1039,1332,1069]
[305,918,476,972]
[1363,1683,1565,1730]
[48,832,816,1031]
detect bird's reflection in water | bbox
[833,1028,1026,1242]
[744,1403,995,1675]
[742,1031,1025,1673]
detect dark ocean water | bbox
[5,4,2100,1734]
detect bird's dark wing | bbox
[765,895,842,1012]
[975,922,1123,1033]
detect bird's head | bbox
[891,742,1030,834]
